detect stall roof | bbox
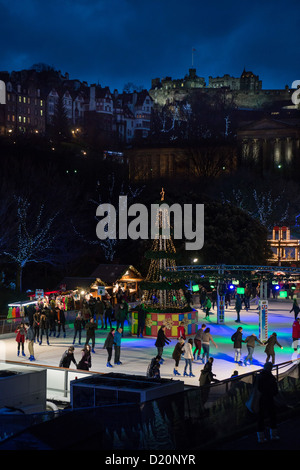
[89,264,143,285]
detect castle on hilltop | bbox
[149,67,291,109]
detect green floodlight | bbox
[192,285,199,293]
[279,291,288,298]
[237,287,245,295]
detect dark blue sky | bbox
[0,0,299,92]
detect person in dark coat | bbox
[155,325,171,363]
[95,297,105,328]
[290,298,300,320]
[231,326,245,363]
[39,310,50,345]
[235,294,242,322]
[172,338,185,376]
[103,328,115,367]
[137,303,146,338]
[77,344,92,371]
[56,307,66,338]
[73,312,84,345]
[59,346,77,368]
[264,332,283,364]
[147,355,161,379]
[199,357,218,404]
[257,362,279,442]
[85,317,97,353]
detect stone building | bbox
[237,117,300,171]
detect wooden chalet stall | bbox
[89,264,144,303]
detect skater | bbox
[292,317,300,351]
[183,338,195,377]
[172,338,185,376]
[85,317,97,353]
[235,294,242,322]
[26,323,35,361]
[137,302,146,338]
[201,327,218,364]
[56,306,66,338]
[193,323,206,360]
[114,327,123,365]
[59,346,77,368]
[73,312,84,344]
[155,325,171,363]
[33,308,41,343]
[257,362,279,442]
[39,310,50,345]
[290,298,300,320]
[77,344,92,371]
[95,297,105,328]
[147,355,161,379]
[15,322,27,357]
[177,321,186,340]
[104,300,113,329]
[211,289,217,309]
[231,326,245,364]
[204,297,212,319]
[103,328,115,367]
[264,332,283,364]
[243,333,263,366]
[48,308,57,337]
[116,299,128,333]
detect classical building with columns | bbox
[237,117,300,171]
[267,226,300,265]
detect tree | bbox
[2,196,62,292]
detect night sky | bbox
[0,0,299,92]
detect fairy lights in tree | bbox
[3,196,61,292]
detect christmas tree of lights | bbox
[141,188,188,311]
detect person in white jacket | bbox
[183,338,195,377]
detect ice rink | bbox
[1,299,299,386]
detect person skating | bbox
[73,312,84,345]
[177,321,186,340]
[155,325,171,363]
[235,294,242,322]
[59,346,77,368]
[56,306,66,338]
[201,327,218,364]
[264,332,283,364]
[231,326,245,364]
[147,355,161,379]
[243,333,263,366]
[172,338,185,376]
[15,322,27,357]
[204,297,212,319]
[85,317,97,353]
[183,338,195,377]
[39,310,50,345]
[193,324,206,360]
[77,344,92,371]
[114,327,123,365]
[292,317,300,351]
[290,298,300,320]
[103,328,115,367]
[26,323,35,361]
[137,302,146,338]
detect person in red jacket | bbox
[177,321,186,340]
[292,318,300,351]
[15,322,27,357]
